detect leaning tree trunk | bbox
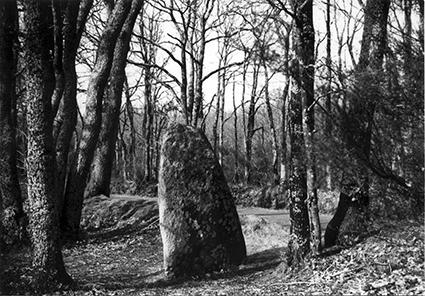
[327,0,390,246]
[0,0,24,243]
[23,0,72,289]
[85,0,142,198]
[54,0,93,217]
[62,0,132,238]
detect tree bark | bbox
[324,0,332,191]
[294,0,321,256]
[244,61,260,185]
[23,0,72,288]
[54,0,93,218]
[286,75,310,265]
[263,61,279,184]
[232,75,239,183]
[329,0,390,246]
[62,0,132,238]
[85,0,143,198]
[0,0,24,243]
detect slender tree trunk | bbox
[144,66,154,181]
[245,61,260,185]
[403,0,412,78]
[0,0,24,243]
[263,62,279,184]
[219,68,226,165]
[193,28,205,127]
[232,75,239,183]
[23,0,72,288]
[85,0,142,198]
[213,63,221,154]
[62,0,132,238]
[325,0,332,191]
[180,39,189,124]
[280,82,289,183]
[187,53,195,125]
[280,27,291,184]
[51,0,64,119]
[126,87,136,180]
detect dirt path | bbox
[238,206,332,228]
[110,194,333,229]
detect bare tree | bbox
[325,0,391,247]
[62,0,133,238]
[85,0,143,198]
[54,0,93,216]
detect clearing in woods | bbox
[4,195,423,295]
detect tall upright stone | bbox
[158,123,246,279]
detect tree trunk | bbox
[244,61,260,185]
[144,66,154,181]
[286,0,319,263]
[324,0,332,191]
[263,61,279,185]
[23,0,72,288]
[286,76,310,265]
[219,69,226,165]
[280,25,291,184]
[51,0,64,119]
[232,75,239,183]
[62,0,132,238]
[331,0,390,246]
[54,0,93,217]
[85,0,142,198]
[0,0,24,243]
[294,0,321,256]
[213,63,221,154]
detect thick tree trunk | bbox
[0,0,24,243]
[286,0,320,263]
[54,0,93,217]
[23,0,72,288]
[0,200,3,293]
[293,0,321,255]
[333,0,390,246]
[85,0,142,198]
[286,77,310,265]
[62,0,132,238]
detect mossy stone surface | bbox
[158,124,246,278]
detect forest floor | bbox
[3,195,424,296]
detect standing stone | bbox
[159,123,246,278]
